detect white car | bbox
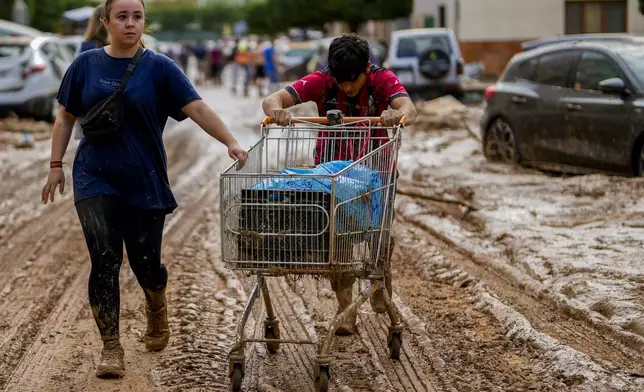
[385,28,465,99]
[0,19,45,38]
[0,36,74,121]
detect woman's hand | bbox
[42,168,65,204]
[228,142,248,169]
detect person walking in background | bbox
[262,33,417,335]
[74,5,110,140]
[80,6,110,53]
[252,41,267,96]
[41,0,248,379]
[232,41,252,96]
[209,42,224,86]
[263,38,279,94]
[193,40,208,85]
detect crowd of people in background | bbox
[73,8,285,97]
[151,38,282,97]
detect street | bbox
[1,86,644,392]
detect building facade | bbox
[409,0,644,75]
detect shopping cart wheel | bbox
[264,320,281,354]
[230,363,244,392]
[389,331,402,360]
[314,365,330,392]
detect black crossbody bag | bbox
[80,47,144,143]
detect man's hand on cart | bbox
[380,109,405,127]
[268,109,292,126]
[228,142,248,169]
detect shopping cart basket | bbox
[220,111,404,392]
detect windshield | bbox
[618,47,644,87]
[0,43,29,59]
[397,35,452,58]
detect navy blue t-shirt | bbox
[57,48,201,212]
[80,39,102,53]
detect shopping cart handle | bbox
[261,116,406,126]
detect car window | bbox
[534,51,578,87]
[396,35,452,58]
[619,47,644,88]
[40,42,57,58]
[515,57,538,81]
[284,49,314,57]
[574,51,624,91]
[56,43,75,61]
[0,43,28,58]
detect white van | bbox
[385,28,465,99]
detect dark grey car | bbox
[481,41,644,176]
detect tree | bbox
[640,0,644,14]
[27,0,63,33]
[147,1,242,36]
[0,0,14,21]
[244,0,413,35]
[328,0,413,32]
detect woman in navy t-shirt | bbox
[41,0,248,379]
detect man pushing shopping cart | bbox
[262,33,417,335]
[220,33,417,392]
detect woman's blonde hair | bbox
[83,6,109,45]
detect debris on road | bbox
[0,116,52,149]
[414,96,482,141]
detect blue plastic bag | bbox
[251,161,383,235]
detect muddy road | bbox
[1,89,643,392]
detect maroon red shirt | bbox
[285,66,408,164]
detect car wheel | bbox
[484,118,520,164]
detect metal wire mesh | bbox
[220,120,401,276]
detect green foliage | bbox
[328,0,413,32]
[244,0,413,35]
[640,0,644,15]
[0,1,14,21]
[27,0,64,32]
[147,1,242,35]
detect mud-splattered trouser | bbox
[76,195,168,339]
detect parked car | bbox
[278,41,317,81]
[481,41,644,176]
[521,33,643,51]
[0,35,74,121]
[0,19,45,38]
[385,28,465,99]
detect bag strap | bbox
[117,47,145,93]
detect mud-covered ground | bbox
[1,88,643,392]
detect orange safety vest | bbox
[235,50,251,65]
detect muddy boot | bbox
[95,337,125,378]
[144,288,170,351]
[332,277,357,335]
[370,275,393,314]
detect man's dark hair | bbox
[327,33,370,83]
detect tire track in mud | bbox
[390,221,567,392]
[397,196,644,381]
[0,126,212,391]
[238,270,442,392]
[393,211,644,391]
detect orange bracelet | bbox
[50,161,63,169]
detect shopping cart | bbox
[220,110,404,392]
